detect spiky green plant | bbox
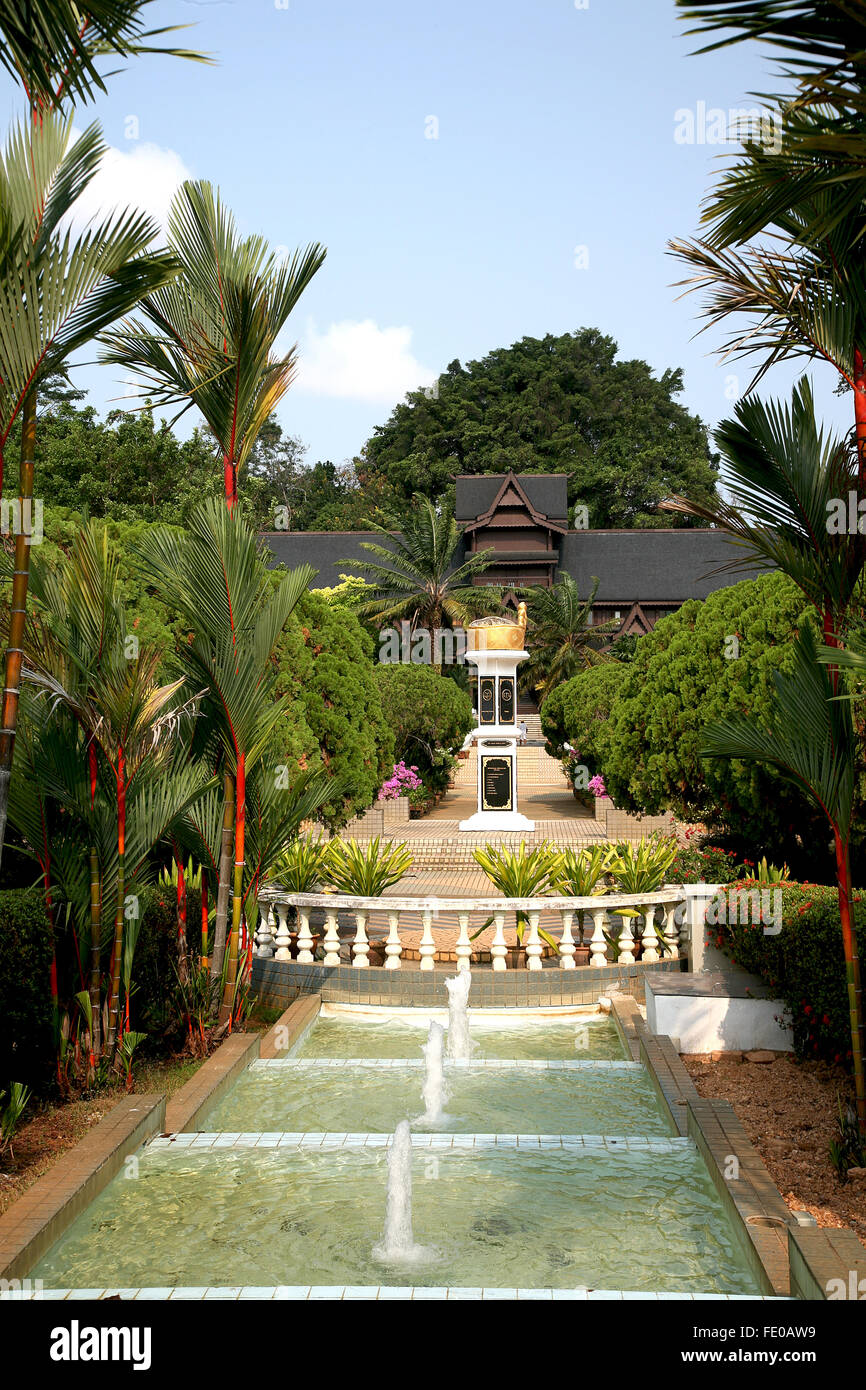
[325,837,413,897]
[0,1081,30,1157]
[471,840,561,949]
[269,833,331,894]
[609,838,678,896]
[552,845,616,939]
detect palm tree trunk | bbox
[854,347,866,482]
[175,851,188,983]
[107,746,126,1050]
[835,829,866,1135]
[200,875,209,968]
[89,847,102,1061]
[210,771,235,983]
[0,390,37,864]
[222,752,245,1018]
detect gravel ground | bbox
[682,1052,866,1248]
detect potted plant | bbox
[551,844,615,964]
[268,833,331,956]
[607,836,678,957]
[325,837,414,964]
[471,840,561,966]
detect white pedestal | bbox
[460,646,534,832]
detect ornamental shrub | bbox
[599,573,828,863]
[375,663,474,788]
[0,888,55,1090]
[541,663,628,772]
[714,880,866,1065]
[272,591,394,828]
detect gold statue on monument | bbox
[465,601,528,652]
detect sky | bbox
[1,0,853,466]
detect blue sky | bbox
[1,0,852,464]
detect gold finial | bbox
[517,601,527,630]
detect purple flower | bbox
[587,774,608,798]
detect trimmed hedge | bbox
[0,888,55,1089]
[715,880,865,1064]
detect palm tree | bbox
[671,0,866,1133]
[520,575,618,705]
[0,111,177,865]
[136,500,331,1011]
[345,494,502,667]
[703,627,864,1130]
[14,522,211,1051]
[102,180,326,986]
[0,1,211,111]
[672,2,866,466]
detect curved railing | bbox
[254,886,689,971]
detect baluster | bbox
[525,911,543,971]
[456,912,472,973]
[589,907,608,968]
[663,903,679,959]
[419,908,436,971]
[640,904,659,963]
[491,910,508,971]
[255,904,275,958]
[274,903,292,961]
[323,910,341,967]
[297,907,315,963]
[558,909,576,970]
[385,910,402,969]
[352,910,369,968]
[617,909,635,965]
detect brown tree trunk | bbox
[210,771,235,985]
[0,391,37,864]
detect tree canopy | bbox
[359,328,721,526]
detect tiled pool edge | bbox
[0,997,319,1283]
[610,995,866,1302]
[11,1286,785,1302]
[0,1095,165,1282]
[252,957,682,1010]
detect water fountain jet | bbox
[372,1120,432,1265]
[445,971,474,1061]
[416,1020,449,1127]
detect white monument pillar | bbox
[459,607,534,832]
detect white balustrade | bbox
[490,910,508,971]
[640,905,659,964]
[323,910,341,967]
[589,907,608,968]
[385,911,402,969]
[524,911,543,971]
[352,910,369,967]
[256,886,689,972]
[558,909,576,970]
[419,909,436,971]
[296,908,314,964]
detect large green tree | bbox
[359,329,721,524]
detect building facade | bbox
[263,470,764,641]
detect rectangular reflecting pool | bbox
[32,1143,761,1295]
[292,1010,626,1061]
[204,1061,671,1136]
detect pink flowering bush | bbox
[377,761,422,801]
[587,774,607,799]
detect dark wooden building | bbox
[263,470,764,641]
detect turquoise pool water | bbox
[32,1144,761,1295]
[204,1062,671,1135]
[292,1012,626,1061]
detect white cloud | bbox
[66,136,192,237]
[295,318,436,404]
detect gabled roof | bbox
[454,472,569,524]
[461,470,568,535]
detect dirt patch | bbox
[0,1051,207,1220]
[682,1052,866,1247]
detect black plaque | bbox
[481,754,513,811]
[479,676,496,725]
[498,676,515,724]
